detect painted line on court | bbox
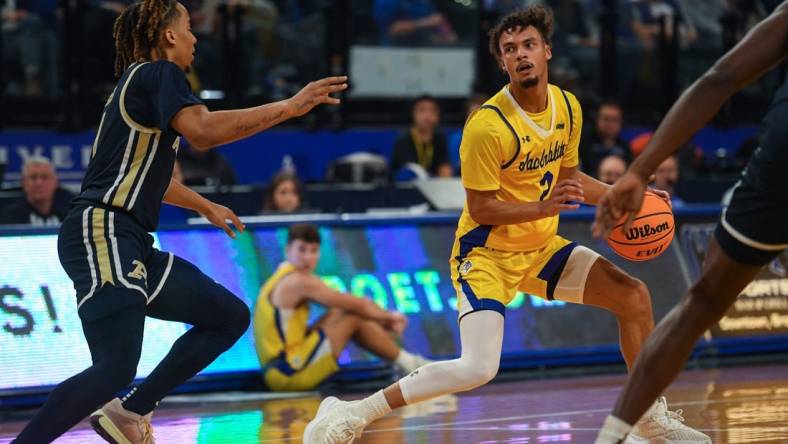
[363,393,788,434]
[255,393,788,442]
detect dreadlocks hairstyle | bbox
[488,5,554,64]
[113,0,181,77]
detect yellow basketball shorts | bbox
[263,329,339,392]
[450,228,600,320]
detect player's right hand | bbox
[538,179,583,217]
[287,76,348,117]
[592,171,649,238]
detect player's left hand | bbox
[592,171,649,238]
[203,203,245,239]
[648,188,672,208]
[287,76,349,117]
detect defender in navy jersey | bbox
[593,3,788,443]
[12,1,347,443]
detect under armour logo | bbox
[556,122,565,130]
[127,260,147,283]
[521,135,531,143]
[409,370,420,377]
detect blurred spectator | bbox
[262,171,305,213]
[580,100,633,176]
[0,157,72,226]
[177,144,237,187]
[677,0,727,49]
[1,0,60,97]
[544,0,599,84]
[627,0,695,49]
[391,95,452,180]
[652,155,685,205]
[630,131,653,157]
[597,155,627,185]
[82,1,134,93]
[373,0,457,46]
[448,93,489,174]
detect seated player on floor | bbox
[253,223,431,391]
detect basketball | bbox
[607,192,674,261]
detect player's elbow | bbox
[467,201,493,225]
[186,129,217,151]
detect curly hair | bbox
[112,0,181,77]
[488,5,554,63]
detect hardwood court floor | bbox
[1,363,787,443]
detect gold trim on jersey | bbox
[127,132,160,209]
[108,211,147,298]
[90,208,114,286]
[111,131,153,208]
[119,62,159,134]
[103,128,136,205]
[91,88,115,159]
[77,206,99,309]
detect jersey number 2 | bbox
[539,171,554,201]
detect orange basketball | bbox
[606,192,674,261]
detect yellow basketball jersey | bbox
[253,262,311,365]
[456,84,582,252]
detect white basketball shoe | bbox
[303,396,366,444]
[626,397,711,444]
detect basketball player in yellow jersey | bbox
[253,224,431,392]
[304,6,710,444]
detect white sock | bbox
[394,350,422,373]
[595,415,633,444]
[348,390,392,424]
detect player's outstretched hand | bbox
[287,76,349,117]
[203,202,245,239]
[592,171,648,238]
[538,179,583,217]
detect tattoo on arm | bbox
[236,122,260,133]
[234,109,285,134]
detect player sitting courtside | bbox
[303,6,709,444]
[253,224,431,391]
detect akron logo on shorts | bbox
[127,259,148,284]
[459,260,473,275]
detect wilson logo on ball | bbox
[624,222,671,241]
[607,192,675,262]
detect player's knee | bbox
[223,294,251,338]
[461,358,499,388]
[628,278,653,321]
[99,356,138,391]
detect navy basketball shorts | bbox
[714,181,788,266]
[58,206,174,321]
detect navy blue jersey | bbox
[74,60,203,231]
[742,75,788,200]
